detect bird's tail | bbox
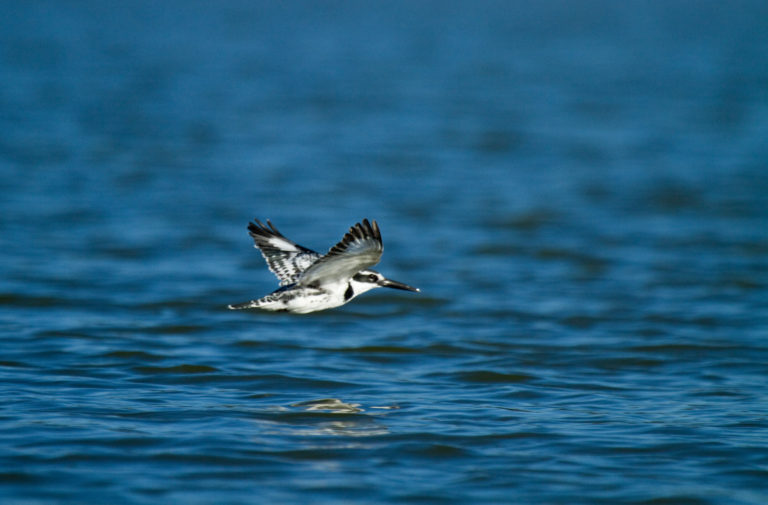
[227,300,262,310]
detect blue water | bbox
[2,1,768,504]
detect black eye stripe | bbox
[368,274,377,282]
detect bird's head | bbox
[350,269,420,296]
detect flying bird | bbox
[228,218,419,314]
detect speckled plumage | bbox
[246,220,321,286]
[228,218,419,314]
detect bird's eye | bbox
[368,274,377,282]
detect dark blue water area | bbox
[2,1,768,504]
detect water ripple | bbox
[2,2,768,504]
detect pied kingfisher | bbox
[228,218,419,314]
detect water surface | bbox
[2,2,768,504]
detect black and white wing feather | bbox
[247,220,321,286]
[298,219,383,285]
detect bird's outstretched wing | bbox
[247,219,321,286]
[298,219,383,285]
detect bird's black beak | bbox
[379,278,420,292]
